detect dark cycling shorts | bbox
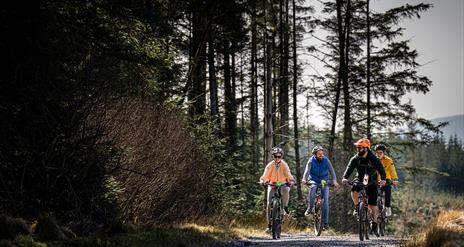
[351,183,378,206]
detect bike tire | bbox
[313,200,322,236]
[358,202,364,241]
[271,199,280,239]
[364,205,370,240]
[379,208,386,236]
[318,198,324,236]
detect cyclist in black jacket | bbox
[342,138,387,234]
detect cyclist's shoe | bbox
[304,207,313,216]
[323,224,329,231]
[265,224,271,233]
[353,206,358,216]
[284,207,290,215]
[370,222,379,236]
[386,207,392,217]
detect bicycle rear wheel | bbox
[271,199,281,239]
[379,207,386,236]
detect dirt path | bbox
[216,233,405,247]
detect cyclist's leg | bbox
[366,184,379,223]
[322,185,330,225]
[281,186,290,207]
[266,187,275,226]
[384,181,392,208]
[351,184,362,215]
[351,184,361,205]
[308,184,317,209]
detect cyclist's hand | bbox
[342,178,349,185]
[379,180,387,187]
[333,181,340,188]
[392,180,398,187]
[302,179,307,184]
[258,180,265,185]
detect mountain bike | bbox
[377,180,391,236]
[305,180,332,236]
[264,181,290,239]
[347,180,370,241]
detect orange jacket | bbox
[260,160,295,183]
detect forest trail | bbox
[218,233,405,247]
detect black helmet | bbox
[374,144,387,151]
[312,145,324,155]
[272,147,284,156]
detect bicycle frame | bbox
[348,180,370,241]
[266,182,289,239]
[377,182,389,236]
[305,181,333,236]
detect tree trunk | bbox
[292,0,302,200]
[278,0,289,148]
[336,0,346,151]
[208,32,220,129]
[265,37,274,166]
[366,0,372,139]
[250,0,259,170]
[224,43,237,151]
[239,53,245,147]
[231,46,238,148]
[342,0,353,151]
[272,35,278,146]
[188,3,207,119]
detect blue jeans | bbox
[308,183,330,225]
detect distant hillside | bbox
[431,114,464,141]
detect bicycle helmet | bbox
[354,138,371,149]
[271,147,284,156]
[312,145,324,155]
[374,144,387,152]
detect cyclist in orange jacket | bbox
[259,147,296,233]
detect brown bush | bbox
[34,215,68,241]
[406,210,464,247]
[0,214,30,240]
[97,98,212,224]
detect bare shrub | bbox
[96,98,213,224]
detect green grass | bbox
[0,224,244,247]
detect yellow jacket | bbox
[378,155,398,181]
[260,160,295,183]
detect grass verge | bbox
[405,210,464,247]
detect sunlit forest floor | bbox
[1,189,463,247]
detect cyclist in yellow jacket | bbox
[374,144,398,217]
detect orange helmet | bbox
[354,138,371,149]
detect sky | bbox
[373,0,464,120]
[302,0,464,127]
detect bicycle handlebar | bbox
[303,181,335,187]
[258,181,293,187]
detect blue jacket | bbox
[307,156,330,183]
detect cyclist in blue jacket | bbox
[302,145,339,230]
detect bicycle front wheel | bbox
[271,199,281,239]
[358,202,365,241]
[313,200,322,236]
[364,205,370,240]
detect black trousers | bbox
[381,181,392,207]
